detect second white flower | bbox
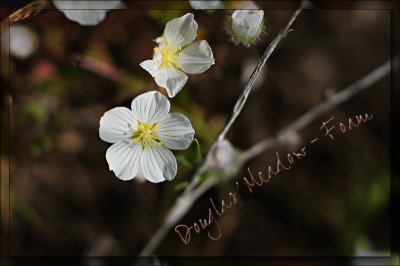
[140,13,215,98]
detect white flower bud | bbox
[227,9,264,47]
[212,139,242,176]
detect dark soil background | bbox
[1,0,397,265]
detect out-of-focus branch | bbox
[182,0,309,200]
[242,56,398,161]
[71,53,126,83]
[1,0,48,32]
[140,54,397,257]
[139,1,308,256]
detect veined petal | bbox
[164,13,197,48]
[106,141,141,181]
[176,40,215,74]
[154,66,188,98]
[131,91,170,124]
[158,113,195,150]
[99,107,136,143]
[139,60,156,77]
[140,145,177,182]
[53,1,120,26]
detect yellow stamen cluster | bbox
[131,122,163,150]
[154,41,181,68]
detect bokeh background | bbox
[1,0,398,265]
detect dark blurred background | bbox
[1,0,397,264]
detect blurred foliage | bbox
[29,134,52,157]
[147,1,187,27]
[22,101,46,123]
[172,89,224,148]
[176,139,202,169]
[197,170,213,185]
[12,189,42,228]
[174,181,189,192]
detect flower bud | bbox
[227,9,264,47]
[212,139,242,176]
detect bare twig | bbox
[139,0,396,257]
[138,177,217,257]
[182,0,308,200]
[139,1,307,256]
[140,54,396,257]
[71,53,126,83]
[1,0,48,32]
[242,56,398,161]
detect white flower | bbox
[2,25,38,59]
[99,91,195,183]
[188,0,224,10]
[227,9,264,47]
[53,0,121,26]
[140,13,215,98]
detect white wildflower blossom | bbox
[188,0,224,10]
[3,25,38,59]
[99,91,195,183]
[53,0,121,26]
[227,9,264,47]
[140,13,215,98]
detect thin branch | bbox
[217,1,306,142]
[1,0,48,32]
[139,54,397,256]
[138,177,217,257]
[71,53,126,83]
[242,56,398,161]
[182,0,308,199]
[139,2,307,256]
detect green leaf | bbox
[175,139,203,169]
[12,190,42,228]
[174,181,189,192]
[197,171,212,185]
[188,139,202,164]
[22,102,46,123]
[175,155,193,168]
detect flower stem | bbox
[139,1,308,256]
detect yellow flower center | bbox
[130,122,163,150]
[154,41,181,68]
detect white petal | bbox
[140,145,177,183]
[53,1,120,26]
[139,60,156,77]
[99,107,136,143]
[157,113,195,150]
[176,40,215,74]
[164,13,197,48]
[230,10,264,45]
[106,141,141,181]
[154,67,188,98]
[131,91,170,124]
[189,0,224,10]
[58,10,107,26]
